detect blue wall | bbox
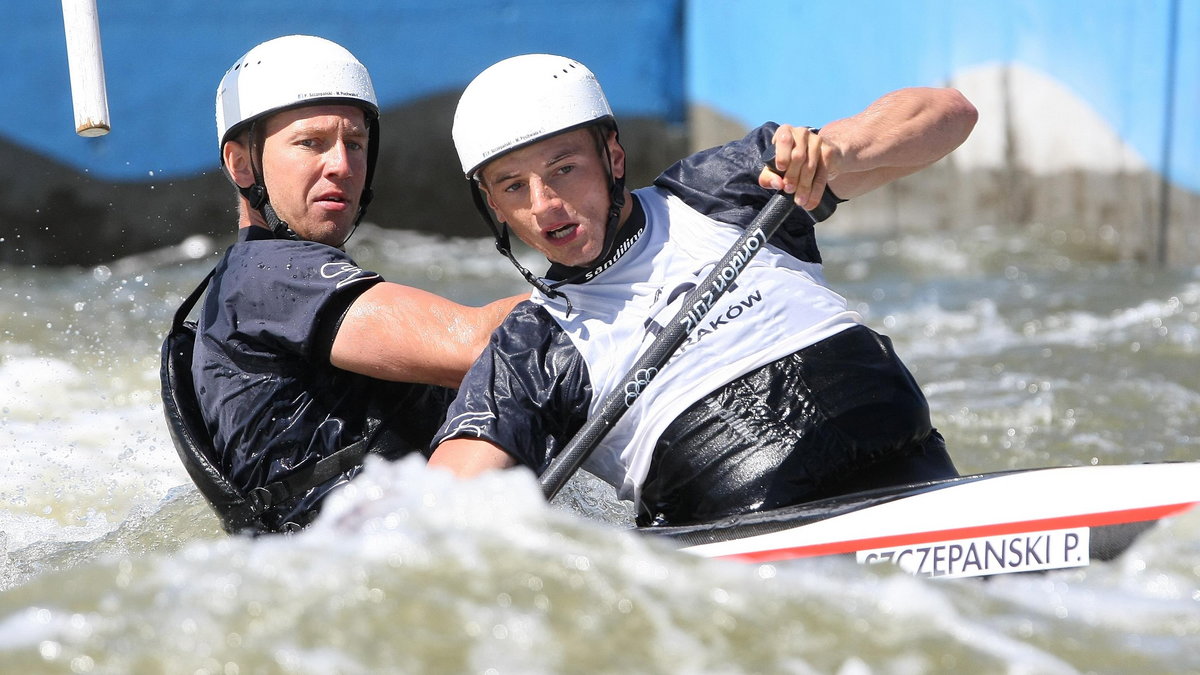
[5,1,683,181]
[4,0,1196,190]
[687,0,1197,191]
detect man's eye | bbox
[503,182,524,193]
[557,165,574,175]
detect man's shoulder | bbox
[221,237,375,281]
[229,233,356,260]
[206,236,382,340]
[493,299,577,353]
[500,299,558,331]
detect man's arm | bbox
[762,87,978,210]
[330,283,526,388]
[427,437,517,476]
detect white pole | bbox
[61,0,110,137]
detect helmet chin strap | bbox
[239,183,299,241]
[545,174,624,290]
[340,188,373,246]
[468,185,571,311]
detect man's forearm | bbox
[823,87,978,199]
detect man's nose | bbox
[529,177,560,213]
[325,141,354,176]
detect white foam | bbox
[0,354,187,553]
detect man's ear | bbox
[221,140,255,189]
[479,182,506,224]
[606,129,626,180]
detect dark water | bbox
[1,223,1197,674]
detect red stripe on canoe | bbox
[719,501,1199,563]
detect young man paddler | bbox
[429,54,978,527]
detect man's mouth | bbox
[315,193,352,211]
[547,223,577,240]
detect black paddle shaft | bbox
[539,190,813,500]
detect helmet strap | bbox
[235,183,300,241]
[595,171,628,265]
[541,127,627,289]
[582,124,628,273]
[232,119,301,241]
[340,115,381,247]
[468,181,574,314]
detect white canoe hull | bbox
[649,462,1200,578]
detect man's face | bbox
[259,104,369,246]
[479,127,623,268]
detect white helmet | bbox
[453,54,613,178]
[216,35,379,156]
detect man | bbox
[167,36,521,533]
[427,54,978,527]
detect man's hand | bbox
[758,124,840,210]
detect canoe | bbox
[647,461,1200,578]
